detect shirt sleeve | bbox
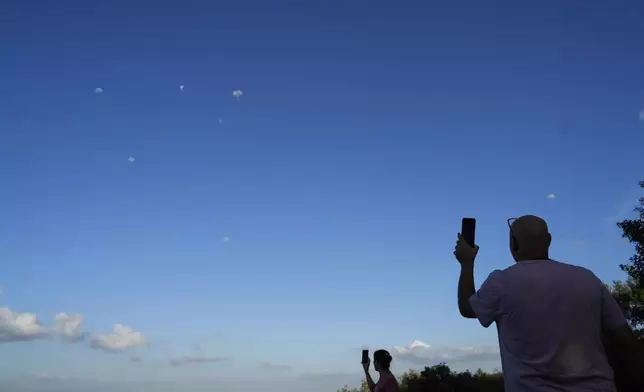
[600,283,628,331]
[469,270,503,328]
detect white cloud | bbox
[222,236,230,243]
[218,119,223,123]
[180,85,185,92]
[639,108,644,121]
[391,340,499,366]
[53,313,86,343]
[0,307,49,342]
[170,355,231,367]
[90,324,148,351]
[94,88,103,93]
[128,157,136,163]
[546,193,556,199]
[232,89,243,100]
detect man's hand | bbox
[362,358,370,372]
[454,233,479,266]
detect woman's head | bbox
[373,349,392,372]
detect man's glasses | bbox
[508,218,518,250]
[507,218,517,232]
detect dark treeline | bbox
[338,363,503,392]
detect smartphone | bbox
[362,349,369,364]
[461,218,476,247]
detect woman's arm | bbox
[362,359,376,392]
[364,369,376,392]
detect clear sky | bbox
[1,1,644,391]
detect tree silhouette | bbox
[336,364,504,392]
[615,181,644,337]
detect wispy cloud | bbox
[94,87,103,93]
[546,193,556,200]
[571,240,586,250]
[259,362,292,371]
[232,89,243,100]
[602,185,643,226]
[221,236,230,243]
[90,324,148,351]
[170,355,231,367]
[35,373,58,382]
[638,108,644,121]
[127,157,136,163]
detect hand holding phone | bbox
[455,218,479,265]
[461,218,476,247]
[361,349,369,364]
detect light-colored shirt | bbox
[469,259,626,392]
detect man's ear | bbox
[547,233,552,246]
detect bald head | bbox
[510,215,551,261]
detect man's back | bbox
[475,259,621,392]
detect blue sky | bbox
[1,0,644,390]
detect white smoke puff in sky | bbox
[179,85,185,92]
[546,193,556,200]
[128,157,136,163]
[232,90,243,100]
[221,236,230,243]
[94,88,103,93]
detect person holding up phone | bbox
[454,215,641,392]
[361,349,399,392]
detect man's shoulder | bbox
[550,259,599,279]
[503,259,602,287]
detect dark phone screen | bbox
[462,218,476,247]
[362,350,369,364]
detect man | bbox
[455,215,642,392]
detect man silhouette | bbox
[454,215,641,392]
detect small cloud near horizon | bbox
[170,355,231,367]
[90,324,148,352]
[259,362,292,371]
[35,373,57,382]
[391,340,500,367]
